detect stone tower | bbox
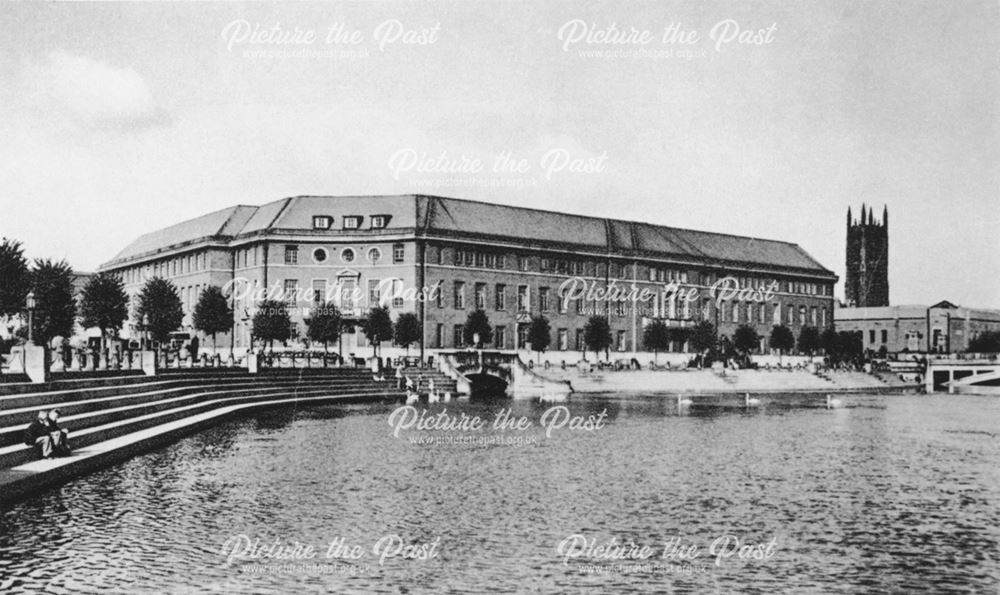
[845,204,889,307]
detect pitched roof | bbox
[103,194,836,277]
[418,195,834,275]
[107,205,257,264]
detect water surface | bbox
[1,394,998,593]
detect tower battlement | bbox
[845,204,889,307]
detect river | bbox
[1,394,998,593]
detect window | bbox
[312,280,325,304]
[455,250,466,267]
[881,329,888,344]
[517,285,529,312]
[454,281,465,309]
[869,330,876,344]
[558,329,568,351]
[435,281,444,309]
[494,326,506,349]
[617,330,627,352]
[453,324,464,348]
[517,324,530,348]
[393,243,405,263]
[312,248,328,263]
[392,280,404,308]
[576,298,585,315]
[367,248,381,264]
[540,258,550,272]
[475,283,487,310]
[343,216,362,229]
[313,216,332,230]
[518,256,529,272]
[495,284,506,311]
[821,308,827,327]
[436,324,445,348]
[558,291,567,314]
[436,247,445,265]
[368,279,381,306]
[799,306,807,326]
[339,278,356,311]
[371,215,388,229]
[539,287,550,312]
[811,307,818,326]
[576,329,585,351]
[283,279,298,304]
[341,248,355,263]
[615,299,627,317]
[475,252,485,268]
[284,245,298,265]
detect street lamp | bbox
[142,313,150,351]
[25,291,36,345]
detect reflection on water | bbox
[1,395,998,594]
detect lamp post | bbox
[25,291,36,345]
[142,313,150,351]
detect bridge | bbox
[925,357,1000,394]
[439,350,572,399]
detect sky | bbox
[1,1,997,307]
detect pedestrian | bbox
[23,411,53,458]
[46,409,72,457]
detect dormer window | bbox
[312,216,333,230]
[371,215,391,229]
[343,216,362,230]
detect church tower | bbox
[845,204,889,307]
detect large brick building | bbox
[100,195,838,359]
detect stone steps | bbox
[0,369,402,476]
[0,391,397,507]
[402,368,458,395]
[0,378,384,447]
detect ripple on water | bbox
[0,395,998,593]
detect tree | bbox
[968,331,1000,353]
[689,321,717,366]
[821,327,840,357]
[30,259,77,345]
[305,301,342,353]
[252,299,292,351]
[193,285,234,350]
[733,324,760,355]
[797,326,821,356]
[136,277,184,346]
[0,238,30,320]
[393,312,421,355]
[669,327,691,353]
[361,306,393,357]
[527,315,551,362]
[80,272,129,351]
[643,320,670,363]
[462,309,493,348]
[837,330,863,362]
[583,315,612,361]
[769,325,795,358]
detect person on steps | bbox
[46,409,72,457]
[23,410,53,458]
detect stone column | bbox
[24,344,50,384]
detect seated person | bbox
[46,409,72,457]
[23,410,53,458]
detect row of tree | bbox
[1,238,236,351]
